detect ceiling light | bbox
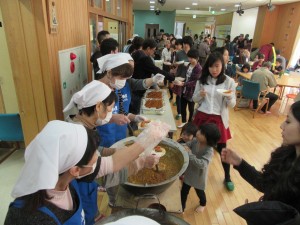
[221,8,226,11]
[192,3,198,5]
[211,10,215,14]
[150,1,155,3]
[150,5,155,8]
[256,0,264,1]
[234,4,240,7]
[150,8,155,10]
[193,14,196,18]
[185,7,190,10]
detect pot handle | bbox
[135,194,165,213]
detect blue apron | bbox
[97,82,131,147]
[77,181,98,225]
[10,180,85,225]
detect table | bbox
[236,71,300,99]
[114,179,183,213]
[139,89,177,137]
[275,75,300,99]
[236,70,253,80]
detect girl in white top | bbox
[192,52,236,191]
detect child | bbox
[180,123,221,213]
[272,58,283,74]
[177,49,202,128]
[177,122,198,144]
[238,63,251,85]
[192,52,236,191]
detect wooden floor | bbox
[97,94,287,225]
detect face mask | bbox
[77,161,97,179]
[110,79,126,90]
[96,111,113,126]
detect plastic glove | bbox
[134,115,148,123]
[152,73,165,84]
[135,121,170,155]
[143,154,160,168]
[135,154,160,171]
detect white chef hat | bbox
[63,80,112,112]
[97,53,133,74]
[11,120,87,198]
[105,216,160,225]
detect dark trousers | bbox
[199,56,207,67]
[253,92,278,111]
[181,96,195,123]
[169,88,174,100]
[176,95,181,115]
[181,182,206,211]
[216,143,231,182]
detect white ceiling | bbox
[132,0,300,16]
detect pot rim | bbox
[111,137,189,188]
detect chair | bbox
[0,113,24,163]
[234,80,269,118]
[278,93,297,114]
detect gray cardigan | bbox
[183,139,213,190]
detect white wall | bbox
[230,7,258,40]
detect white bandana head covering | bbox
[63,80,112,112]
[11,120,87,198]
[96,53,133,74]
[105,216,160,225]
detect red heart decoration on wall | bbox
[70,52,77,60]
[70,62,75,73]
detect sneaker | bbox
[224,181,235,191]
[175,114,181,120]
[177,122,187,128]
[173,102,177,106]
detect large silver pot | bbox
[111,137,189,195]
[97,195,190,225]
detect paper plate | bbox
[217,89,233,97]
[151,146,166,157]
[184,62,189,66]
[175,60,184,65]
[175,77,185,82]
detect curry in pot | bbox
[127,144,184,185]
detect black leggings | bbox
[180,97,195,123]
[181,182,206,211]
[216,143,231,182]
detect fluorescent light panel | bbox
[192,3,198,5]
[150,1,155,3]
[185,7,190,9]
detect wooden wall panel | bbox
[253,2,300,60]
[215,13,233,26]
[46,0,90,119]
[0,0,42,144]
[252,7,266,48]
[273,2,300,60]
